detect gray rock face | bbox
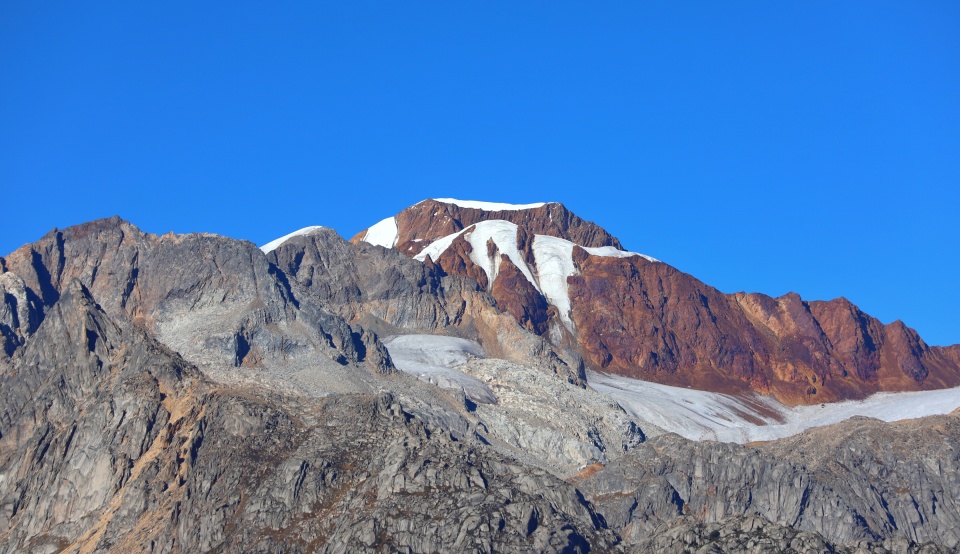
[0,279,197,552]
[1,217,393,376]
[0,282,616,552]
[630,515,959,554]
[580,414,960,549]
[267,228,586,386]
[457,358,646,477]
[0,271,42,358]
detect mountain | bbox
[354,198,960,405]
[2,208,960,552]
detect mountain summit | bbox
[353,199,960,405]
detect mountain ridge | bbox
[353,199,960,405]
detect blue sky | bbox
[2,2,958,345]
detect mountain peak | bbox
[351,198,623,255]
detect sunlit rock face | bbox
[355,199,960,406]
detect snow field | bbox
[384,334,960,445]
[383,335,497,405]
[361,216,399,248]
[588,370,960,443]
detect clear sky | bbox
[2,2,958,345]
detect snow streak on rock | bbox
[260,226,327,253]
[414,220,656,328]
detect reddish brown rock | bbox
[358,201,960,406]
[490,255,551,335]
[567,250,960,405]
[431,229,488,290]
[568,249,773,397]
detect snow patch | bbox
[531,235,577,327]
[384,335,496,404]
[431,198,549,211]
[362,216,399,248]
[415,221,541,293]
[260,226,327,254]
[584,245,658,263]
[588,370,960,443]
[466,221,541,292]
[414,227,468,263]
[416,221,658,329]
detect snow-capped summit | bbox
[348,198,960,408]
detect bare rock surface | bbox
[461,358,647,476]
[580,412,960,549]
[630,515,959,554]
[569,253,960,405]
[1,217,393,378]
[0,280,618,553]
[0,271,42,358]
[383,331,649,477]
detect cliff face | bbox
[581,412,960,550]
[569,251,960,404]
[356,200,960,406]
[0,217,393,376]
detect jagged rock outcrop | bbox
[629,515,958,554]
[1,217,393,376]
[0,271,42,358]
[457,358,646,476]
[0,279,201,552]
[580,412,960,549]
[353,200,960,406]
[490,255,552,336]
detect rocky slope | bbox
[0,217,392,378]
[0,280,616,552]
[3,210,960,552]
[354,199,960,405]
[580,412,960,548]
